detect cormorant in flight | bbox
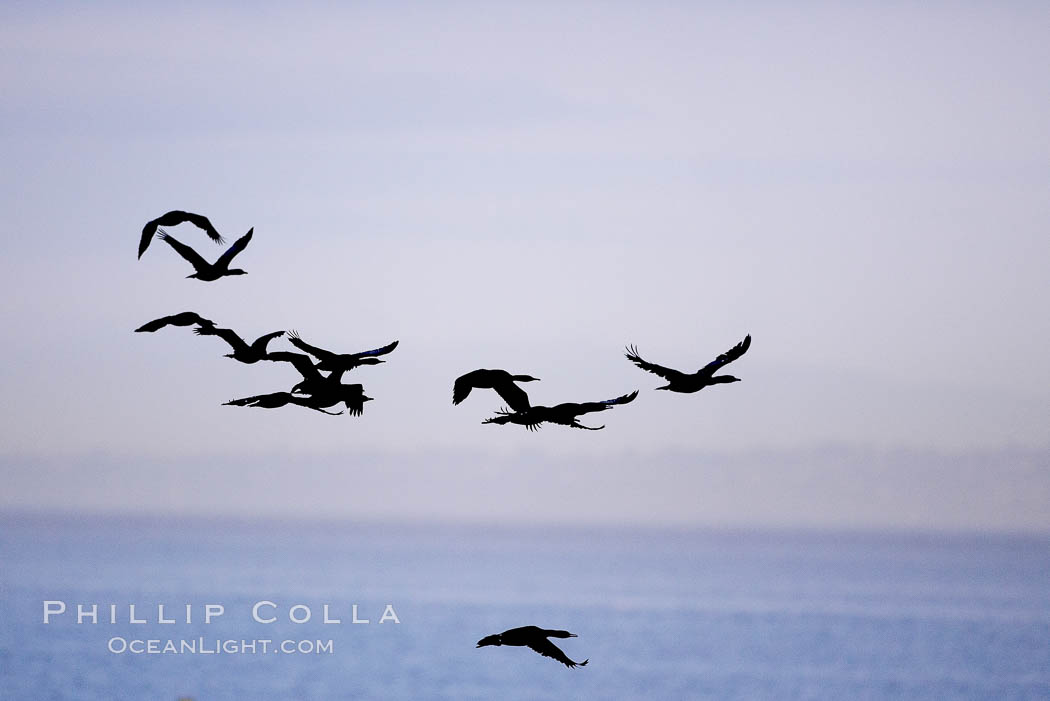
[266,350,330,394]
[476,626,588,669]
[138,210,228,259]
[266,351,373,416]
[484,390,638,431]
[453,369,540,412]
[223,392,344,415]
[285,331,399,373]
[135,311,216,333]
[625,335,751,392]
[194,326,285,364]
[154,228,254,281]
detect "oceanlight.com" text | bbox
[107,637,335,655]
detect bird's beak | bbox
[569,633,578,637]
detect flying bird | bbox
[325,382,373,417]
[223,392,344,416]
[453,369,540,412]
[625,335,751,393]
[138,210,228,259]
[286,331,399,373]
[484,390,638,431]
[194,326,285,364]
[476,626,588,669]
[134,311,216,333]
[266,351,374,416]
[266,350,331,394]
[154,228,254,281]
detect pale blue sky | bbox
[1,2,1047,529]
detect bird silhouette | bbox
[138,210,228,259]
[266,351,373,416]
[625,335,751,392]
[484,390,638,431]
[194,326,285,363]
[266,350,330,394]
[476,626,588,669]
[134,311,216,333]
[285,331,399,373]
[154,228,254,280]
[322,382,372,417]
[223,392,344,415]
[453,369,540,412]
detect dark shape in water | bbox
[476,626,588,669]
[625,334,751,392]
[453,369,540,412]
[286,330,399,373]
[195,326,284,364]
[138,210,228,259]
[154,228,254,281]
[484,390,638,431]
[134,311,216,333]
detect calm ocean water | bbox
[1,513,1048,700]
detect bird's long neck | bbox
[544,629,575,638]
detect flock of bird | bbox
[135,209,753,668]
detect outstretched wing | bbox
[287,330,338,362]
[338,384,368,417]
[492,381,531,412]
[139,219,160,258]
[195,326,248,354]
[251,330,286,353]
[352,340,399,359]
[266,350,323,382]
[215,228,253,268]
[157,231,209,271]
[601,390,639,406]
[625,345,687,382]
[526,639,588,669]
[452,373,475,405]
[482,407,545,430]
[135,312,213,333]
[288,396,344,416]
[701,334,751,374]
[181,211,225,245]
[223,392,287,407]
[569,391,639,417]
[341,398,366,417]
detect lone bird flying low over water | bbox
[453,369,540,412]
[286,331,399,373]
[134,311,215,333]
[476,626,588,669]
[153,228,254,281]
[485,390,638,431]
[195,326,285,364]
[138,210,228,259]
[626,335,752,393]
